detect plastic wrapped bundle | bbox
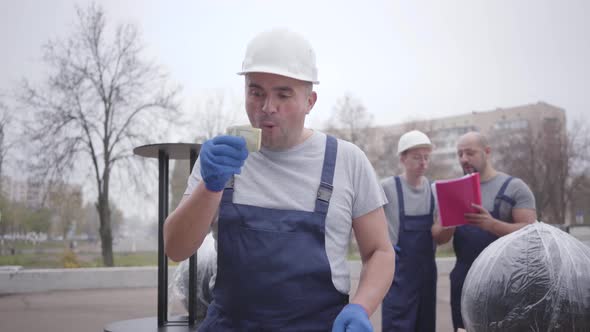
[462,222,590,331]
[169,232,217,322]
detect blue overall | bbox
[382,176,437,332]
[450,177,515,331]
[198,135,349,332]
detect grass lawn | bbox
[0,251,172,268]
[0,239,182,268]
[3,240,458,268]
[0,252,63,268]
[10,240,66,251]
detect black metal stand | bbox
[104,143,201,332]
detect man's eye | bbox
[249,90,262,97]
[279,94,291,99]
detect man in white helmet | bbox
[164,28,394,331]
[381,130,437,332]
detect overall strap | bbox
[315,135,338,215]
[395,176,406,217]
[221,176,235,203]
[492,176,516,218]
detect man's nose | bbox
[262,96,277,114]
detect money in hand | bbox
[226,125,262,153]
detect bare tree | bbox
[492,117,590,224]
[373,131,402,179]
[0,99,16,191]
[324,93,374,152]
[570,174,590,224]
[19,3,180,266]
[47,182,84,243]
[0,98,18,250]
[193,91,244,140]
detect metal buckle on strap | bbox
[224,177,235,189]
[317,182,333,203]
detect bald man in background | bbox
[431,131,537,331]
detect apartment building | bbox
[1,177,45,208]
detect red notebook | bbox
[434,173,482,227]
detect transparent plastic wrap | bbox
[169,232,217,322]
[462,222,590,331]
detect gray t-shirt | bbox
[479,172,536,220]
[184,130,387,294]
[381,176,435,246]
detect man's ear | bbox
[306,91,317,114]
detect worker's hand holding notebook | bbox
[434,172,482,228]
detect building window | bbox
[493,119,528,130]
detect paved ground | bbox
[0,273,453,332]
[0,288,158,332]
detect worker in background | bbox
[381,130,437,332]
[432,131,536,331]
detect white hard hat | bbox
[237,28,319,84]
[397,130,433,155]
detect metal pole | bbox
[188,148,198,326]
[157,149,169,326]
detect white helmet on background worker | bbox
[237,28,319,84]
[397,130,433,155]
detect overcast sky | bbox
[2,0,589,131]
[2,0,589,220]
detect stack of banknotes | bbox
[226,125,261,152]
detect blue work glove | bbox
[199,135,248,192]
[332,304,372,332]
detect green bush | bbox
[61,249,81,268]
